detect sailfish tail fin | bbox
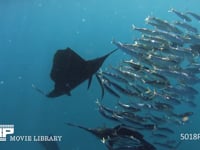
[106,48,119,57]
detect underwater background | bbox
[0,0,200,149]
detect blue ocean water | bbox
[0,0,200,149]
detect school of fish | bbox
[94,8,200,150]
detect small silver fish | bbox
[169,8,192,22]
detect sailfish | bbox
[33,47,118,98]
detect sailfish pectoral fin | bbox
[47,89,63,98]
[87,76,93,89]
[96,73,105,100]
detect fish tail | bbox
[108,48,119,56]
